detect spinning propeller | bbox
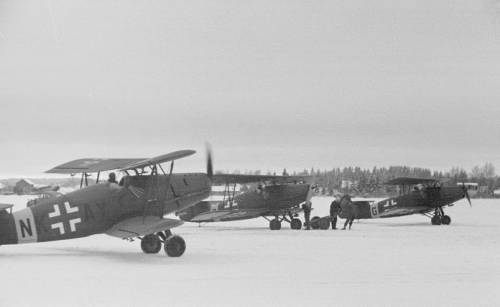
[206,143,213,179]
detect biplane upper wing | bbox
[385,177,438,186]
[211,174,312,185]
[46,158,145,174]
[121,150,196,171]
[46,150,196,174]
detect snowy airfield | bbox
[0,196,499,307]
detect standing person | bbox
[302,200,312,230]
[330,194,341,230]
[339,195,356,230]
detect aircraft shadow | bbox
[205,226,272,232]
[0,247,181,264]
[377,222,436,227]
[0,246,242,265]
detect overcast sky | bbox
[1,0,499,177]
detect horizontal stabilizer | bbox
[106,216,183,239]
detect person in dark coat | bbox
[330,194,341,230]
[302,200,312,230]
[339,195,356,230]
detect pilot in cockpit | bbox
[108,172,118,184]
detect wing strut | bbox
[140,159,177,221]
[80,172,91,189]
[160,161,175,217]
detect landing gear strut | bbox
[430,207,451,226]
[140,230,186,257]
[265,212,303,230]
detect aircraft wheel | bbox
[310,216,321,229]
[164,235,186,257]
[431,215,442,225]
[141,234,162,254]
[290,218,302,230]
[441,215,451,225]
[270,219,281,230]
[318,218,330,230]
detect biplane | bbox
[0,150,213,257]
[178,174,315,230]
[329,177,471,226]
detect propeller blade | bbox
[206,143,213,179]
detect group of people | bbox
[301,194,356,230]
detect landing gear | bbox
[141,234,162,254]
[269,218,282,230]
[140,230,186,257]
[265,212,303,230]
[290,218,302,230]
[441,215,451,225]
[431,215,442,225]
[429,207,452,226]
[318,218,330,230]
[310,216,321,230]
[164,235,186,257]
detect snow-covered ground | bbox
[0,196,499,307]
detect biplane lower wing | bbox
[179,203,304,223]
[182,207,267,222]
[105,216,183,238]
[378,206,432,218]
